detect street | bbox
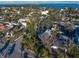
[0,36,23,58]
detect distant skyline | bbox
[0,1,79,4]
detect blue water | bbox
[0,4,79,8]
[40,4,79,8]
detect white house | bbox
[41,10,49,15]
[60,9,64,12]
[18,17,30,28]
[4,10,8,13]
[6,31,14,37]
[6,22,13,28]
[18,18,27,28]
[51,27,56,31]
[17,11,20,14]
[39,29,51,40]
[0,16,4,20]
[51,45,58,49]
[60,9,65,16]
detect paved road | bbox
[0,35,35,58]
[8,36,23,58]
[0,40,10,58]
[0,36,23,58]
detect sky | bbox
[0,1,79,4]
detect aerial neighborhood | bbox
[0,4,79,58]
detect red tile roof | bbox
[0,26,9,30]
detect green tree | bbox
[68,46,79,58]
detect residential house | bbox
[56,34,70,48]
[18,17,30,28]
[0,26,9,30]
[39,29,51,40]
[17,11,20,14]
[51,45,58,49]
[5,22,14,29]
[38,29,52,45]
[6,30,14,37]
[41,10,49,16]
[0,16,4,20]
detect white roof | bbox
[60,9,64,12]
[21,23,27,27]
[17,11,20,14]
[51,27,55,31]
[41,10,49,15]
[19,19,26,22]
[45,29,51,36]
[18,18,30,23]
[51,45,58,49]
[61,9,64,11]
[0,16,3,18]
